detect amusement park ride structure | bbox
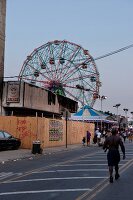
[18,40,101,108]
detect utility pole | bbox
[123,108,128,129]
[113,103,121,125]
[99,95,107,132]
[0,0,6,115]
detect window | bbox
[4,132,11,138]
[0,131,4,138]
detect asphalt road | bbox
[0,142,133,200]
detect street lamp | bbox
[130,112,133,128]
[76,84,86,136]
[130,111,133,119]
[99,95,107,132]
[100,96,107,111]
[123,108,128,129]
[61,108,68,148]
[113,103,121,123]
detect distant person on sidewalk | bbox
[128,129,133,142]
[103,127,125,183]
[93,128,99,144]
[82,137,86,146]
[86,130,91,146]
[96,129,102,146]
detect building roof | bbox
[70,105,116,124]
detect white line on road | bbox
[71,160,106,162]
[55,163,123,166]
[0,188,92,196]
[4,176,108,184]
[0,172,13,180]
[71,159,129,163]
[32,169,108,173]
[0,172,23,180]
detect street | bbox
[0,142,133,200]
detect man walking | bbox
[103,127,125,183]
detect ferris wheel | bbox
[19,40,101,107]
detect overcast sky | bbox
[4,0,133,118]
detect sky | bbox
[4,0,133,118]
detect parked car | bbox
[0,130,21,151]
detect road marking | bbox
[55,163,123,166]
[71,159,106,162]
[0,151,98,184]
[75,159,129,162]
[4,176,108,184]
[0,172,14,180]
[0,172,22,180]
[32,169,108,173]
[0,188,92,196]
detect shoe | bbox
[115,173,120,180]
[110,176,113,183]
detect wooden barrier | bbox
[0,116,95,149]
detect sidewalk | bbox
[0,144,83,164]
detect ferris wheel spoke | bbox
[59,56,92,82]
[26,62,52,81]
[43,45,57,79]
[64,45,80,68]
[63,73,97,84]
[35,50,53,79]
[60,61,83,83]
[47,42,57,80]
[64,62,96,81]
[60,47,82,80]
[55,41,66,80]
[61,65,82,83]
[64,88,83,104]
[21,77,50,84]
[20,64,33,78]
[53,40,67,80]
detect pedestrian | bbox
[103,127,125,183]
[122,130,127,142]
[82,137,86,146]
[96,129,102,146]
[86,130,91,146]
[93,128,99,144]
[128,129,133,142]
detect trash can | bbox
[32,140,42,154]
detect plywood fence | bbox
[0,116,95,149]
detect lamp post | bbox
[130,112,133,120]
[123,108,128,129]
[76,85,86,136]
[130,112,133,128]
[99,95,107,132]
[65,110,68,148]
[76,84,90,136]
[61,108,68,148]
[113,103,121,124]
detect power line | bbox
[94,43,133,61]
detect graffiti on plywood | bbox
[17,119,36,139]
[49,120,63,141]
